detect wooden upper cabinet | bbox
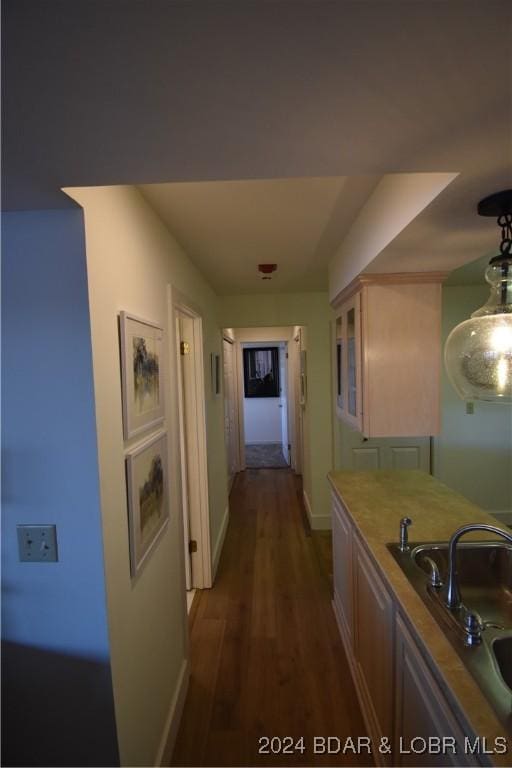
[333,273,446,438]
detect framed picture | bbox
[300,350,307,406]
[126,431,169,578]
[243,346,280,397]
[211,353,221,396]
[119,312,164,440]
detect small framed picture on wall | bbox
[211,353,221,396]
[119,312,165,439]
[125,431,169,578]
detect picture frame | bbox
[119,312,164,440]
[300,350,307,406]
[125,430,169,579]
[211,352,221,396]
[243,346,280,398]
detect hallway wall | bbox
[1,209,119,766]
[65,185,228,766]
[220,295,334,529]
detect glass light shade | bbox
[444,257,512,403]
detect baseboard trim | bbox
[155,657,189,766]
[303,490,331,530]
[212,504,229,580]
[302,489,313,527]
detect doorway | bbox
[173,290,212,598]
[242,342,289,469]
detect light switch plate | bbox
[17,525,58,562]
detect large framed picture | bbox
[211,353,221,396]
[126,431,169,579]
[300,350,307,406]
[119,312,164,439]
[243,346,280,397]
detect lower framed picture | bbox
[125,430,169,579]
[211,352,221,396]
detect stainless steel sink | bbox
[388,540,512,736]
[413,541,512,628]
[494,636,512,690]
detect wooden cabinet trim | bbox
[353,537,395,764]
[331,271,449,309]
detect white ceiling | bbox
[139,176,380,294]
[3,0,512,293]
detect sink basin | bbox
[413,541,512,627]
[388,539,512,736]
[494,636,512,690]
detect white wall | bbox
[1,209,119,766]
[244,397,282,443]
[241,338,288,444]
[328,172,457,302]
[65,185,228,766]
[433,285,512,512]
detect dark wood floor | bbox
[170,469,369,767]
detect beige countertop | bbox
[327,469,511,766]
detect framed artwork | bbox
[119,312,164,439]
[126,431,169,578]
[211,353,221,396]
[300,350,307,406]
[243,346,280,397]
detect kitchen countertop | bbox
[327,469,511,766]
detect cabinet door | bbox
[332,495,353,649]
[335,293,362,431]
[335,314,344,413]
[353,538,394,755]
[394,616,477,767]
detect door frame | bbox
[222,333,240,491]
[234,333,296,470]
[170,286,212,589]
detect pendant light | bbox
[444,189,512,403]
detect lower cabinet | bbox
[394,616,477,767]
[332,494,353,647]
[353,538,394,762]
[331,495,482,768]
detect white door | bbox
[223,337,238,491]
[175,309,212,589]
[279,344,289,464]
[176,315,193,590]
[293,331,304,475]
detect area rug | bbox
[245,442,289,469]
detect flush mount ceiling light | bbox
[444,190,512,403]
[258,263,277,281]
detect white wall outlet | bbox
[17,525,58,562]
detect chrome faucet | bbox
[444,524,512,609]
[399,517,412,552]
[421,555,443,588]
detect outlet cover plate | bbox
[17,525,58,562]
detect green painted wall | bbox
[433,285,512,512]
